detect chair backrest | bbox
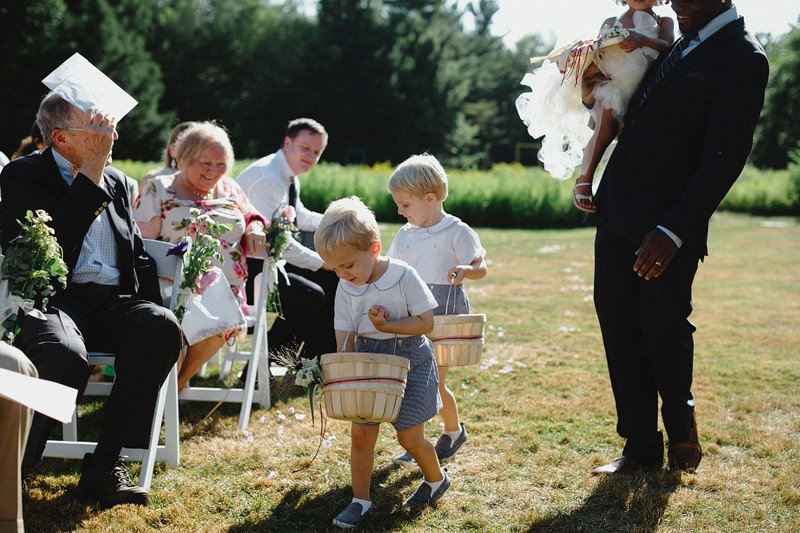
[143,238,189,312]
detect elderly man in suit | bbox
[0,93,182,507]
[588,0,768,474]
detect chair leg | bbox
[220,342,236,381]
[63,410,78,441]
[163,365,180,467]
[255,313,271,410]
[137,368,171,491]
[238,349,257,431]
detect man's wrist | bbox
[657,225,683,248]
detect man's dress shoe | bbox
[668,412,702,472]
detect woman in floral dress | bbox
[134,121,267,390]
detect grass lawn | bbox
[23,212,800,532]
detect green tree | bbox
[146,0,316,159]
[0,1,77,156]
[752,23,800,168]
[0,0,170,161]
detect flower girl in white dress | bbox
[516,0,674,212]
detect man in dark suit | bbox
[588,0,769,474]
[0,93,182,507]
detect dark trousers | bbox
[246,258,338,358]
[18,283,182,475]
[593,223,699,465]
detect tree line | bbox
[1,1,796,169]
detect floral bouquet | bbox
[168,208,232,322]
[263,204,299,315]
[272,349,323,426]
[0,210,68,344]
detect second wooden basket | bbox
[429,313,486,366]
[320,352,410,423]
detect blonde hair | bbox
[387,153,448,201]
[162,121,197,167]
[174,121,234,173]
[315,196,381,258]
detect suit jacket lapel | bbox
[42,148,71,196]
[633,18,744,110]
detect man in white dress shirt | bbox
[237,118,337,359]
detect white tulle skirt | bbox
[593,46,653,119]
[515,46,655,180]
[515,61,593,180]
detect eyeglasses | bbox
[57,127,85,132]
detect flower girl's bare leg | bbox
[575,103,619,213]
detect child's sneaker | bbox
[332,501,372,529]
[435,423,468,461]
[393,451,417,468]
[402,470,451,511]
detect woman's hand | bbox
[243,220,267,256]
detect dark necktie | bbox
[288,178,297,209]
[640,37,692,102]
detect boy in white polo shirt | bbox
[386,153,487,467]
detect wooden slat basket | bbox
[320,352,410,423]
[430,314,486,367]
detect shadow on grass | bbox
[228,464,430,532]
[177,370,306,439]
[23,463,92,533]
[528,471,681,532]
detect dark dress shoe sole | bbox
[79,489,149,509]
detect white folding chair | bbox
[179,256,286,430]
[41,238,184,491]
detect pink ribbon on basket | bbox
[321,377,406,386]
[562,39,596,87]
[430,335,484,343]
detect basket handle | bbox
[445,272,457,314]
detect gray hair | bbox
[36,92,79,147]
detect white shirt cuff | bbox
[657,225,683,248]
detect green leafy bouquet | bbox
[168,208,232,322]
[273,350,323,425]
[263,204,299,315]
[0,210,68,344]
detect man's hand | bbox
[368,305,390,330]
[581,62,611,106]
[634,229,678,280]
[79,108,117,185]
